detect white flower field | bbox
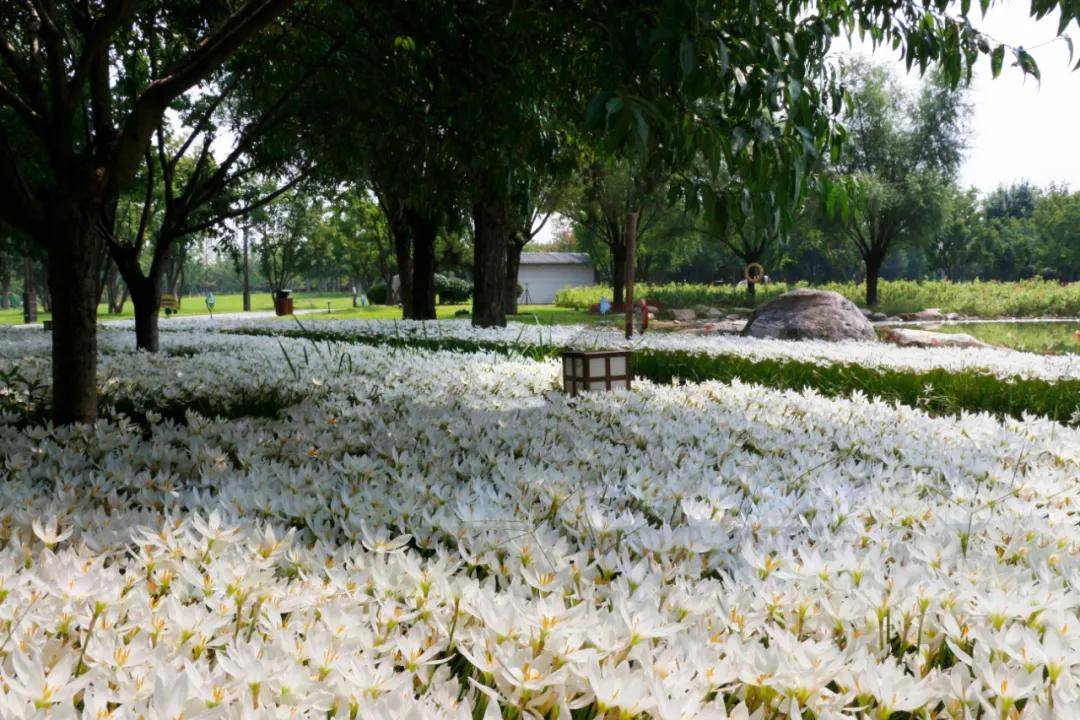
[1,326,1079,718]
[161,316,1080,382]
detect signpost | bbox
[160,294,179,316]
[205,291,216,319]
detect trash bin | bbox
[274,289,293,316]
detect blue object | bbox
[360,294,369,307]
[599,298,612,315]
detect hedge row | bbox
[225,327,1080,426]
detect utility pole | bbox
[242,226,251,312]
[624,212,637,340]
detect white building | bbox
[517,252,595,304]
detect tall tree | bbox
[929,185,983,281]
[255,190,316,295]
[0,0,295,423]
[565,159,676,307]
[824,60,969,305]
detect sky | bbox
[536,5,1079,245]
[843,3,1080,193]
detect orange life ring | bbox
[745,262,765,284]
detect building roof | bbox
[519,252,593,266]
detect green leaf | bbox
[604,96,624,129]
[731,126,751,154]
[585,92,614,128]
[990,44,1004,78]
[1015,48,1041,82]
[631,106,649,147]
[679,37,695,79]
[788,78,802,103]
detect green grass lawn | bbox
[304,303,599,325]
[0,292,600,327]
[931,321,1080,355]
[0,291,359,325]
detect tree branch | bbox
[0,126,44,233]
[0,37,48,118]
[112,0,296,185]
[133,149,154,255]
[66,0,134,103]
[179,169,310,237]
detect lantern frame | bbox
[561,349,631,396]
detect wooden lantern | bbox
[562,349,631,396]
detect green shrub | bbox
[555,279,1080,318]
[368,282,389,304]
[631,349,1080,426]
[435,274,472,304]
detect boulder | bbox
[741,289,877,342]
[701,307,725,320]
[657,307,697,322]
[884,328,990,350]
[859,308,873,318]
[899,308,945,322]
[671,308,697,322]
[869,311,889,322]
[727,307,755,318]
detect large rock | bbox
[899,308,945,321]
[741,289,877,342]
[884,328,990,349]
[659,307,698,322]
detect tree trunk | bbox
[0,250,9,310]
[390,221,412,314]
[42,211,99,425]
[111,244,164,353]
[22,248,37,324]
[105,260,127,314]
[624,212,637,340]
[0,269,9,310]
[115,284,129,315]
[472,200,509,328]
[39,262,52,312]
[611,241,626,307]
[406,208,437,320]
[865,252,883,307]
[242,227,251,312]
[504,239,524,315]
[127,276,162,352]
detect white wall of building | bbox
[518,264,595,304]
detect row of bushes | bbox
[554,279,1080,318]
[368,274,473,305]
[229,326,1080,425]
